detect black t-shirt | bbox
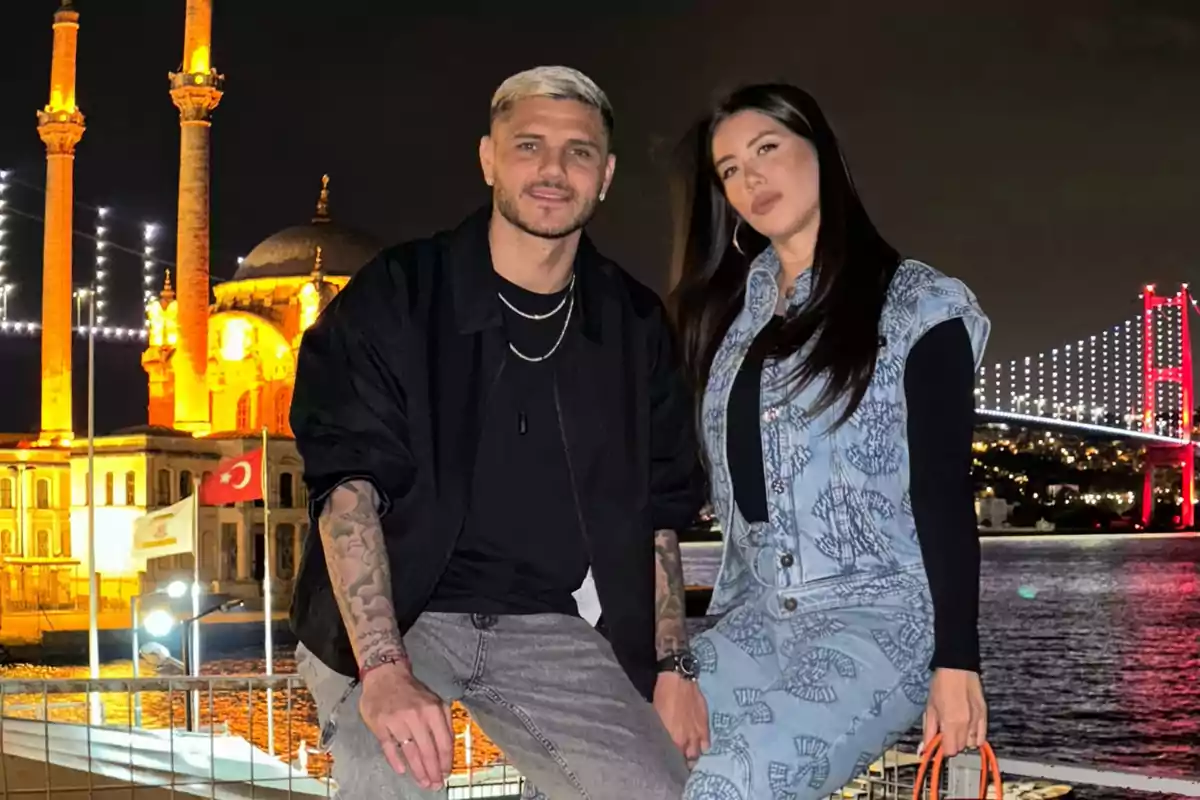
[726,317,981,672]
[426,271,590,616]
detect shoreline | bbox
[680,528,1200,544]
[0,611,293,664]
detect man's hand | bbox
[359,661,454,790]
[653,672,710,764]
[922,668,987,757]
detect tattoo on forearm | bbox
[318,480,408,672]
[653,528,689,660]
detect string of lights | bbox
[1101,329,1110,425]
[0,176,238,336]
[0,177,248,340]
[2,171,239,277]
[142,222,159,322]
[976,285,1198,444]
[0,169,9,321]
[94,206,108,325]
[0,319,147,340]
[0,222,241,339]
[1124,320,1135,428]
[1064,343,1073,419]
[1037,351,1045,415]
[1052,347,1060,418]
[978,312,1151,433]
[0,200,164,338]
[0,202,172,271]
[1023,355,1031,414]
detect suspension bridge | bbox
[975,283,1196,527]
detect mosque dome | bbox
[231,175,383,281]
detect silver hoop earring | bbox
[732,219,745,256]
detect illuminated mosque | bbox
[0,0,382,615]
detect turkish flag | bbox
[200,449,264,506]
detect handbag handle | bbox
[911,733,1002,800]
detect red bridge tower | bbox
[1141,284,1195,529]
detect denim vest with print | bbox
[702,251,990,619]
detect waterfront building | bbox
[0,1,382,619]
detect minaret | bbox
[168,0,222,434]
[37,0,85,443]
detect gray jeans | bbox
[296,612,688,799]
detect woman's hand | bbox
[922,668,987,757]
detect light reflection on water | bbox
[688,534,1200,799]
[976,536,1200,799]
[0,654,502,777]
[3,536,1196,798]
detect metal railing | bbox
[0,675,1196,798]
[0,674,521,798]
[944,750,1200,799]
[833,747,1200,799]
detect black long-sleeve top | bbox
[726,317,981,672]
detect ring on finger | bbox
[396,737,415,747]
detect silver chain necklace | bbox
[497,273,576,320]
[507,291,574,362]
[498,274,576,363]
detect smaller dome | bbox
[231,175,383,281]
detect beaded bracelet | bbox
[358,653,408,682]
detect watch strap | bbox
[656,651,697,678]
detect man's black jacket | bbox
[288,208,705,700]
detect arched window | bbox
[276,523,297,578]
[156,469,171,506]
[279,473,294,508]
[236,392,251,431]
[35,530,50,558]
[220,523,238,580]
[275,387,291,434]
[180,470,194,499]
[0,478,12,509]
[36,478,50,509]
[1,530,14,555]
[125,471,136,505]
[104,472,115,506]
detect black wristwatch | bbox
[656,651,699,681]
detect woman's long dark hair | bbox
[669,84,901,429]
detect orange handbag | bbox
[911,733,1003,800]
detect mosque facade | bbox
[0,1,382,618]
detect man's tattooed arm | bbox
[653,528,689,660]
[318,479,408,673]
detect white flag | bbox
[132,494,196,559]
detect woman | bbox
[671,84,990,799]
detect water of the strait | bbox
[685,533,1200,800]
[2,535,1195,799]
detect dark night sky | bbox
[0,0,1197,434]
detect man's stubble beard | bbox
[494,183,601,240]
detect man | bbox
[290,65,709,799]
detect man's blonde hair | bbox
[490,65,614,139]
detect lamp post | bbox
[131,583,242,732]
[80,286,100,726]
[130,593,143,727]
